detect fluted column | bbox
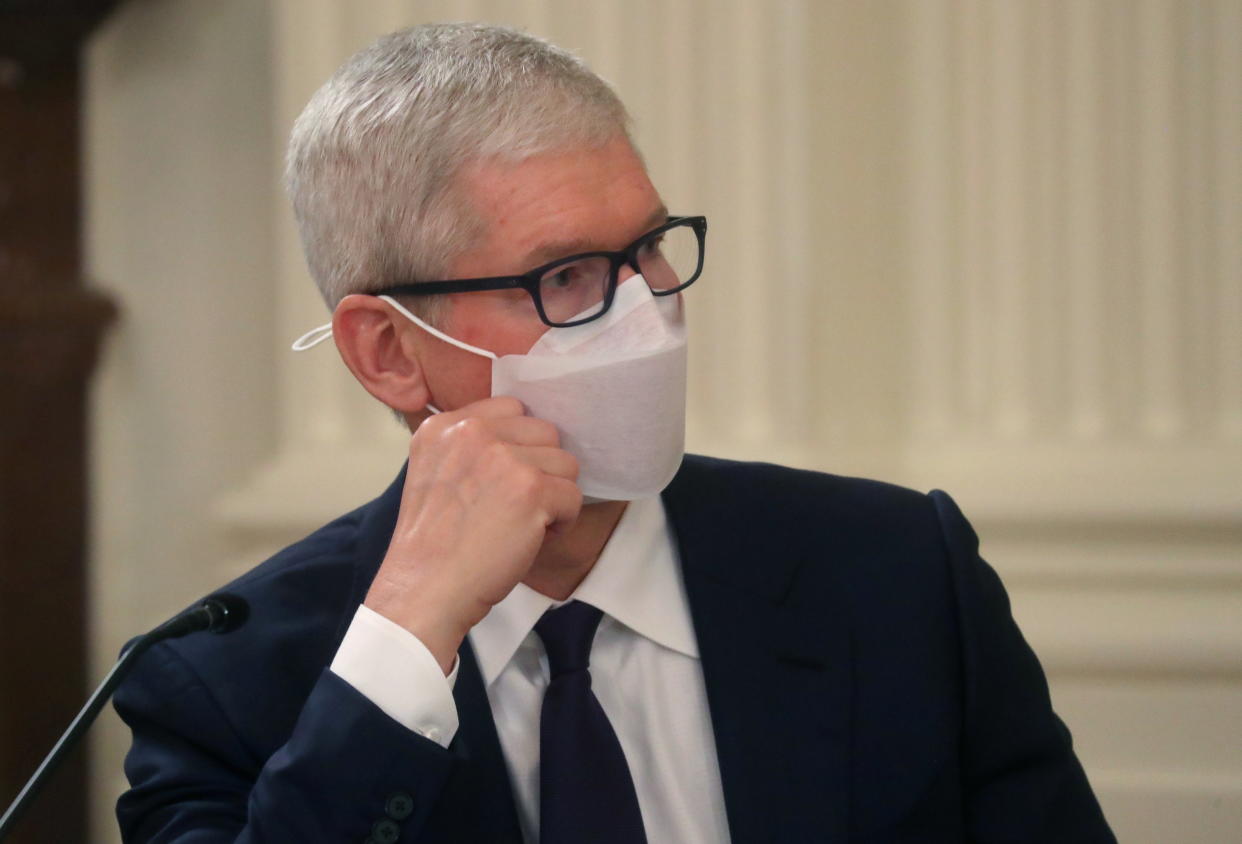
[904,6,1242,839]
[904,0,1242,507]
[1214,1,1242,437]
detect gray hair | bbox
[286,22,633,318]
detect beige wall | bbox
[85,1,1242,841]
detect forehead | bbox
[451,136,665,276]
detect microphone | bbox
[150,592,250,640]
[0,593,251,840]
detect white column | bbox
[585,0,624,86]
[1026,0,1060,438]
[1134,0,1182,439]
[989,0,1030,438]
[908,0,955,440]
[1216,0,1242,438]
[772,0,813,445]
[906,0,1241,467]
[1063,0,1108,439]
[727,0,774,445]
[956,0,995,437]
[271,0,357,449]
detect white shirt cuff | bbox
[330,604,460,748]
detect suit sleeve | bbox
[114,641,454,843]
[930,490,1116,843]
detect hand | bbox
[363,396,581,672]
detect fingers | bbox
[470,415,561,448]
[421,397,561,448]
[443,395,526,420]
[369,393,585,654]
[541,475,583,534]
[407,398,579,524]
[412,396,526,445]
[509,445,579,482]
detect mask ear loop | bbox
[291,297,501,359]
[289,297,497,414]
[379,295,504,416]
[291,323,333,351]
[378,296,498,360]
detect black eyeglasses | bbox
[374,215,707,327]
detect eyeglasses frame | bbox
[372,215,708,328]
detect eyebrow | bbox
[518,204,670,270]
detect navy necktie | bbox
[534,600,648,844]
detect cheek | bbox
[428,300,551,408]
[421,347,492,410]
[453,355,494,400]
[451,303,551,357]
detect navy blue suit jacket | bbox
[115,455,1115,842]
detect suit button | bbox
[386,792,415,820]
[372,818,400,843]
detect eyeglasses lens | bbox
[537,256,612,325]
[534,221,702,326]
[637,223,700,292]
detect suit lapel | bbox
[664,457,852,844]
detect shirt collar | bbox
[468,496,699,687]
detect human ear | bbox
[331,294,431,414]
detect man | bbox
[115,23,1115,843]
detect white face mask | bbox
[293,275,688,501]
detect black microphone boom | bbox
[151,592,250,639]
[0,593,250,841]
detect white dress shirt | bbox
[331,496,731,844]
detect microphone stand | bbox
[0,637,154,839]
[0,594,248,841]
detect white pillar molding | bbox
[989,0,1030,440]
[1215,0,1242,437]
[771,0,813,446]
[901,0,1242,514]
[901,8,1242,835]
[217,0,433,539]
[725,0,776,446]
[1064,0,1108,439]
[957,0,994,438]
[1134,0,1182,440]
[271,0,353,449]
[908,0,956,441]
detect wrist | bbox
[363,578,478,674]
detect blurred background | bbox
[1,0,1239,841]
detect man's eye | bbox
[547,270,578,288]
[543,262,591,290]
[638,235,665,258]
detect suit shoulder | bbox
[674,453,935,526]
[144,500,380,742]
[222,504,368,608]
[116,471,406,779]
[172,506,363,649]
[669,454,953,602]
[213,468,404,605]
